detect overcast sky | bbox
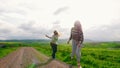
[0,0,120,41]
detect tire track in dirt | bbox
[0,47,74,68]
[0,47,24,68]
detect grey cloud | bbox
[0,22,18,39]
[0,22,13,34]
[19,21,51,37]
[85,20,120,41]
[6,35,42,40]
[54,6,69,15]
[0,14,26,24]
[0,20,69,40]
[0,29,11,34]
[19,20,70,39]
[19,21,35,31]
[0,22,49,40]
[0,0,26,15]
[0,7,27,23]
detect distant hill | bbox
[84,39,94,42]
[0,39,93,43]
[0,39,50,43]
[1,39,118,43]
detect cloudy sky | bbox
[0,0,120,41]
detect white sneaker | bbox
[77,63,82,68]
[78,66,82,68]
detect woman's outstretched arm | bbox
[45,35,52,39]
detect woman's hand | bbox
[77,41,82,47]
[77,43,81,47]
[45,35,52,39]
[45,35,50,38]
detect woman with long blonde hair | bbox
[45,30,59,59]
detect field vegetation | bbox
[0,41,120,68]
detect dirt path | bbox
[0,47,74,68]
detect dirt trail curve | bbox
[0,47,74,68]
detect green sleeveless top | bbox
[51,35,58,44]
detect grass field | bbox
[0,47,18,58]
[0,41,120,68]
[34,42,120,68]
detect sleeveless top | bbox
[51,35,58,44]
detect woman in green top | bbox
[45,30,59,59]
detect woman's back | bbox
[71,27,83,41]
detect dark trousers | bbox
[50,42,57,59]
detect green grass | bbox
[34,42,120,68]
[0,42,120,68]
[0,47,18,58]
[84,42,120,48]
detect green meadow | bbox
[0,41,120,68]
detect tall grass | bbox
[34,42,120,68]
[0,47,18,58]
[0,42,120,68]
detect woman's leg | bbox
[71,40,77,59]
[52,45,57,59]
[76,45,81,62]
[50,43,57,59]
[76,44,82,68]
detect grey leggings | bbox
[71,39,81,62]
